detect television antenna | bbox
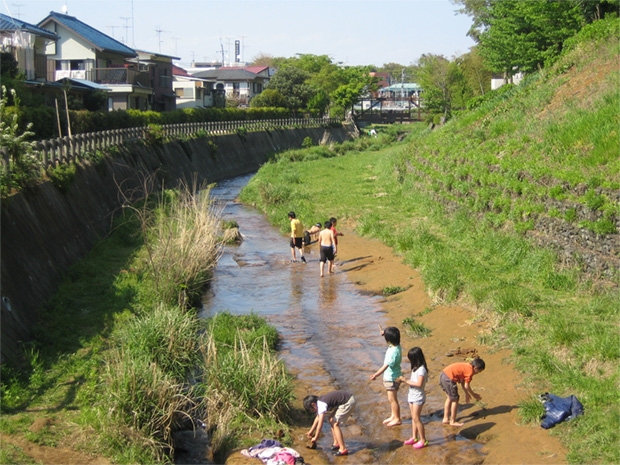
[11,3,24,18]
[120,17,131,44]
[155,26,169,53]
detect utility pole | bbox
[219,38,226,66]
[131,0,135,47]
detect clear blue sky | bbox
[9,0,475,68]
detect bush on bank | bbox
[15,105,293,140]
[0,184,294,464]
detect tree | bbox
[460,46,492,96]
[265,65,316,110]
[250,53,277,67]
[450,0,494,42]
[0,86,41,195]
[331,67,377,116]
[478,0,584,76]
[415,54,456,118]
[249,88,287,108]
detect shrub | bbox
[47,163,77,194]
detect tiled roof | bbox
[38,11,136,57]
[0,13,58,39]
[221,66,269,74]
[173,65,192,77]
[192,68,261,80]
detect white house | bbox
[37,11,151,111]
[173,65,222,109]
[491,71,525,90]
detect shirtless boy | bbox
[319,220,336,277]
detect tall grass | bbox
[131,183,223,309]
[1,182,295,464]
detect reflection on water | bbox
[201,175,484,464]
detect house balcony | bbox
[54,68,150,87]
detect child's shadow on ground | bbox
[463,404,517,420]
[458,422,495,440]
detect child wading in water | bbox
[398,347,428,449]
[439,358,485,427]
[370,326,402,427]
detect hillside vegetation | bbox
[240,18,619,464]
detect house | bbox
[0,13,58,81]
[130,50,179,112]
[491,71,525,90]
[369,71,393,92]
[37,11,152,111]
[190,66,274,106]
[172,65,223,109]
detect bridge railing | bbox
[1,117,341,173]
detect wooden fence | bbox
[1,117,341,173]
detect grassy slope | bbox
[240,20,619,465]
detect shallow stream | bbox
[200,174,484,464]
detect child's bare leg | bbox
[443,397,463,426]
[449,400,463,426]
[442,396,451,424]
[332,422,346,452]
[328,259,334,274]
[320,261,325,277]
[411,403,425,441]
[386,390,401,426]
[409,403,419,439]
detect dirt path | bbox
[226,228,567,464]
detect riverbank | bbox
[225,226,567,464]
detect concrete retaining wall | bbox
[0,126,355,363]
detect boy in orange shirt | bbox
[439,358,485,427]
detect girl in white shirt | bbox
[399,346,428,449]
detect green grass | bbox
[1,185,294,464]
[382,285,408,296]
[401,317,432,338]
[239,23,619,464]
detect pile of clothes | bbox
[539,393,584,429]
[241,439,304,465]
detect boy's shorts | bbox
[332,395,356,424]
[290,237,303,249]
[320,245,335,262]
[383,380,401,392]
[439,371,459,401]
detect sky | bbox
[6,0,476,69]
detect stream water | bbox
[200,174,485,464]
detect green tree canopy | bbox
[265,65,316,110]
[478,0,584,75]
[249,88,287,108]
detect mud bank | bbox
[225,225,567,465]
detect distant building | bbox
[190,66,275,106]
[369,71,393,92]
[173,65,222,109]
[491,72,525,90]
[0,13,58,81]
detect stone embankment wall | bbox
[0,125,356,363]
